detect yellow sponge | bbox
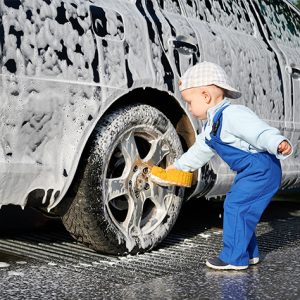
[150,166,193,187]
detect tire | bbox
[62,104,184,255]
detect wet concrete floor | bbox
[0,194,299,299]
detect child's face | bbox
[181,87,210,120]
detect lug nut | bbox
[143,167,149,174]
[133,166,138,172]
[128,180,132,187]
[135,191,140,198]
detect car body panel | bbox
[0,0,193,209]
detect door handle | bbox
[168,37,198,55]
[286,65,300,79]
[292,68,300,80]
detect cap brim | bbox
[216,83,241,99]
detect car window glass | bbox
[184,0,254,35]
[90,6,124,41]
[158,0,182,14]
[256,0,300,48]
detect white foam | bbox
[199,233,211,239]
[0,262,10,268]
[8,271,24,276]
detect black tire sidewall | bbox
[81,104,184,254]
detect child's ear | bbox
[202,90,211,103]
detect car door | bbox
[182,0,289,196]
[252,0,300,178]
[90,1,157,99]
[142,0,200,79]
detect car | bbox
[0,0,299,255]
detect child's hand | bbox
[166,165,177,171]
[277,140,292,155]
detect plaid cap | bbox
[179,61,241,99]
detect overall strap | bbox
[211,105,230,136]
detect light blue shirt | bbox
[174,99,293,172]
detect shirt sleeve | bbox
[224,106,293,160]
[174,130,215,171]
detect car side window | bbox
[184,0,254,35]
[158,0,182,15]
[256,0,300,48]
[90,6,124,41]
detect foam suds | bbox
[78,263,92,267]
[199,233,211,239]
[16,261,27,265]
[7,271,24,276]
[0,262,10,268]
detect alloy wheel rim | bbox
[104,127,177,240]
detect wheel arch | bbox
[105,88,197,151]
[49,87,197,215]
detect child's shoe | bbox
[249,257,260,265]
[206,257,248,270]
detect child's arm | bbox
[166,165,177,170]
[225,106,293,159]
[170,130,215,171]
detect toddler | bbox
[168,61,293,270]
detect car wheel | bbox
[62,104,185,254]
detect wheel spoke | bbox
[147,184,169,212]
[120,132,140,169]
[140,186,152,200]
[105,177,128,202]
[121,195,145,236]
[144,137,170,165]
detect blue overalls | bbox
[205,105,282,266]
